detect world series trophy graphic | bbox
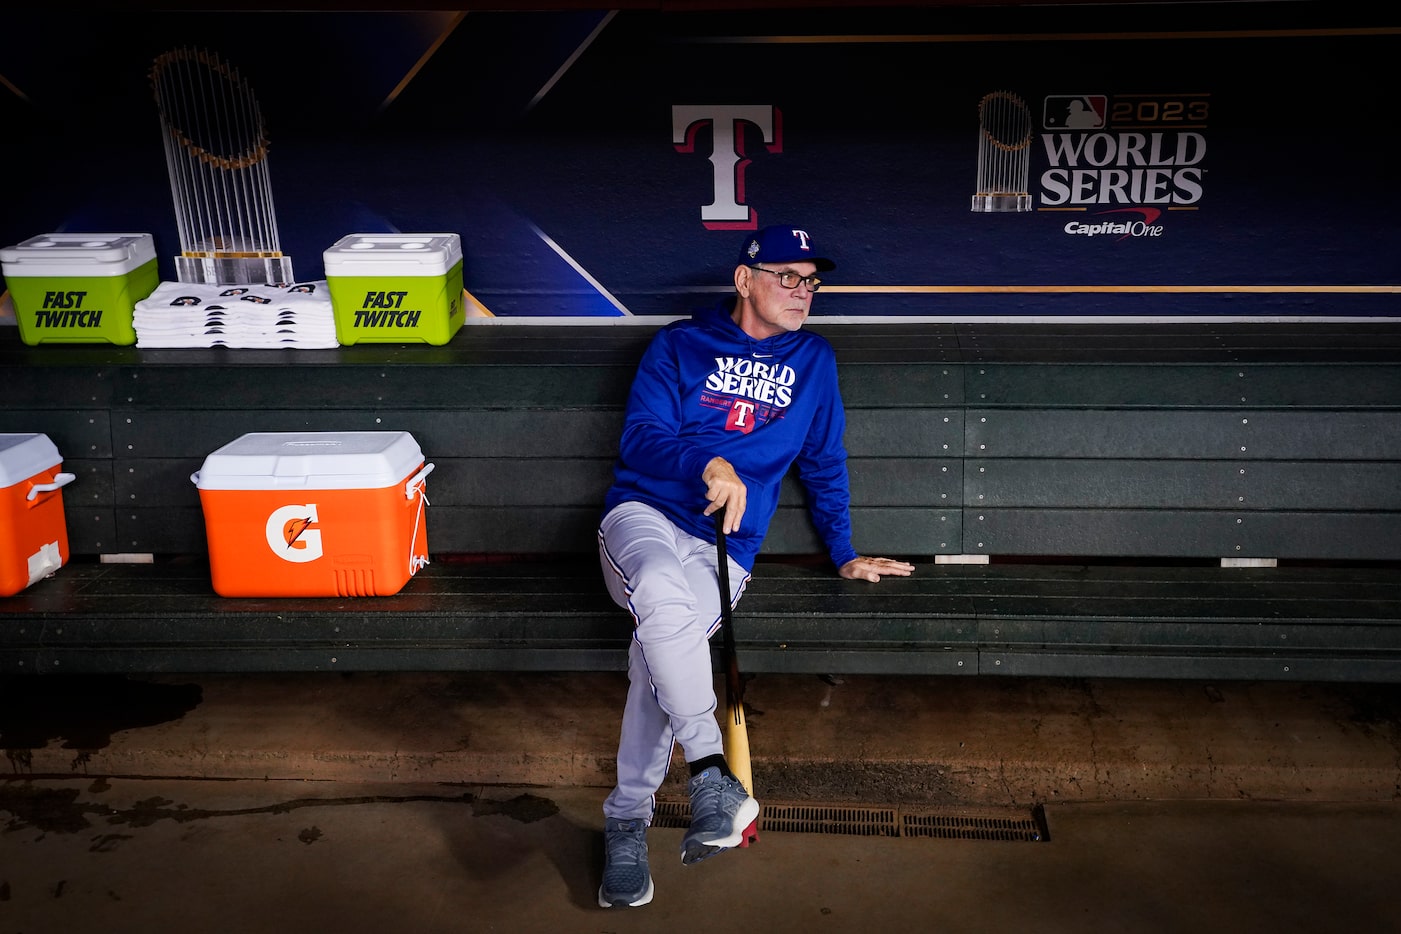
[971,90,1034,213]
[150,48,295,286]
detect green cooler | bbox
[324,233,464,345]
[0,233,158,345]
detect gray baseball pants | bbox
[597,501,748,822]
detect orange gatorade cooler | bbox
[191,431,434,597]
[0,433,76,596]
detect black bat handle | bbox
[714,507,732,625]
[714,508,742,715]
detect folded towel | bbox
[135,280,339,349]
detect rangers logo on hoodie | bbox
[704,355,796,433]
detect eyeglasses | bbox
[750,266,822,292]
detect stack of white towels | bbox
[134,280,339,348]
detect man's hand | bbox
[839,556,916,583]
[702,456,746,534]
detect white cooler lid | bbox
[323,233,462,278]
[0,433,62,487]
[0,233,157,278]
[194,431,424,490]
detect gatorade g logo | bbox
[266,504,323,562]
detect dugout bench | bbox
[3,320,1401,681]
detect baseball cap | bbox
[737,225,835,272]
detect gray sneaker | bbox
[680,767,761,865]
[598,817,654,908]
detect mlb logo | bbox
[1043,95,1106,129]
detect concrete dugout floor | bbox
[2,779,1399,933]
[4,671,1399,805]
[2,671,1401,932]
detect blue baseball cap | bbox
[737,225,835,272]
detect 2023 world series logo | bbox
[1039,93,1208,209]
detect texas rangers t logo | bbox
[727,400,757,434]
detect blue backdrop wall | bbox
[2,3,1397,321]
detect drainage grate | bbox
[903,804,1048,842]
[759,803,901,837]
[653,798,1047,842]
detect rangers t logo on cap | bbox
[737,225,835,271]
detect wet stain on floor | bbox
[0,783,559,836]
[89,833,133,853]
[471,793,560,823]
[0,676,203,751]
[0,785,89,834]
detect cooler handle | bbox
[406,463,435,577]
[404,463,435,499]
[27,472,76,502]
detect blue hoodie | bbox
[603,299,858,572]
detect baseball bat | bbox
[714,508,759,847]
